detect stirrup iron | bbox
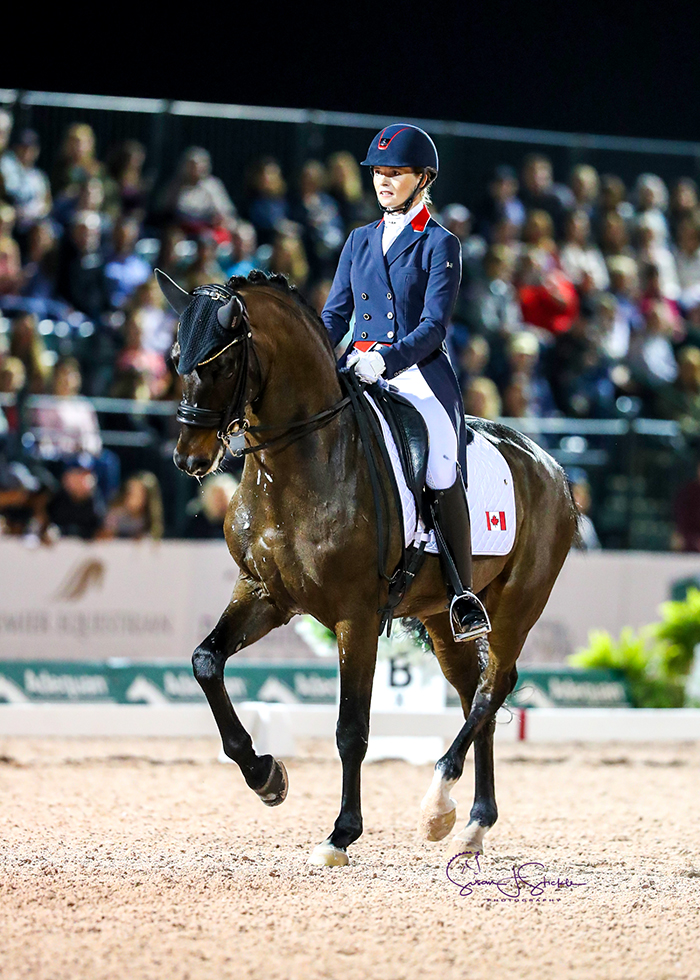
[450,592,491,642]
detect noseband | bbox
[175,286,351,457]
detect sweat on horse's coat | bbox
[164,270,577,867]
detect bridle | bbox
[175,284,255,444]
[175,286,351,457]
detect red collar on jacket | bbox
[377,204,431,231]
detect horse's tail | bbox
[399,617,434,653]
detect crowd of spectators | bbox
[2,105,700,545]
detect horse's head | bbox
[156,270,252,477]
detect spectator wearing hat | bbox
[0,129,52,244]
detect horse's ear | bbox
[217,295,243,330]
[155,268,191,315]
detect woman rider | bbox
[321,123,490,642]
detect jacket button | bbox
[363,313,371,320]
[361,331,368,339]
[361,293,368,300]
[387,312,394,319]
[387,331,394,339]
[386,292,392,300]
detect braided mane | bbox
[227,270,334,356]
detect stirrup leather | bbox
[449,591,491,642]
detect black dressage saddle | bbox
[369,384,430,522]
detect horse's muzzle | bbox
[173,446,217,477]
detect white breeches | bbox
[388,364,457,490]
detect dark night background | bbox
[5,3,699,140]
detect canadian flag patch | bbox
[486,511,507,532]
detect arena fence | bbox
[0,384,692,547]
[3,89,700,210]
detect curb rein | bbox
[175,293,351,457]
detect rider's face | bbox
[372,166,422,210]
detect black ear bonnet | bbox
[155,270,244,375]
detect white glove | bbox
[346,349,386,383]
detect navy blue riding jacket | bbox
[321,205,468,474]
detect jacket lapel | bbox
[368,219,391,289]
[385,207,431,266]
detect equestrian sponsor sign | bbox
[0,660,339,705]
[447,666,630,708]
[0,659,628,707]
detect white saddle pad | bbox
[365,395,516,557]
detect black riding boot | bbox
[432,470,491,642]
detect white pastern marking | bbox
[421,769,457,816]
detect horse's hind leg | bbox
[193,573,288,805]
[417,612,483,842]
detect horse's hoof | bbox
[255,758,288,807]
[418,804,457,842]
[446,822,487,859]
[308,841,349,867]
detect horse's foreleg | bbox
[193,575,288,805]
[309,617,378,867]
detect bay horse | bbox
[166,270,577,867]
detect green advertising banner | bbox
[0,661,339,705]
[447,666,630,708]
[0,660,630,707]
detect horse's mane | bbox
[227,270,335,357]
